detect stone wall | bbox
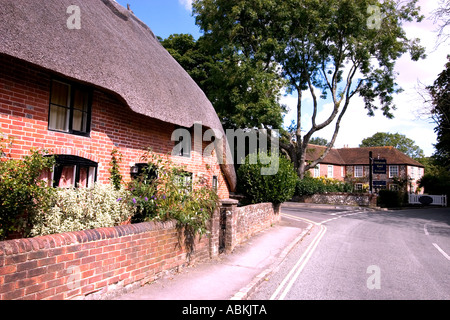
[295,193,378,207]
[220,201,280,254]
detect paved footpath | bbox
[114,214,311,300]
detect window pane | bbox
[73,89,88,112]
[39,168,53,187]
[58,165,75,188]
[79,167,88,188]
[88,167,96,187]
[51,81,70,106]
[49,105,69,131]
[72,110,87,132]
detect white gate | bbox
[409,194,447,207]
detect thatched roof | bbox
[306,145,424,167]
[0,0,236,191]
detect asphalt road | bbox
[250,204,450,300]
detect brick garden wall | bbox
[0,219,211,300]
[0,201,280,300]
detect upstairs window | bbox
[172,126,192,158]
[49,80,91,136]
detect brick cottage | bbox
[0,0,285,300]
[305,144,425,193]
[0,0,236,198]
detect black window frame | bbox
[52,155,98,188]
[131,163,158,182]
[212,176,218,192]
[173,126,192,158]
[48,78,93,137]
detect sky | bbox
[116,0,448,157]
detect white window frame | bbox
[314,164,320,178]
[389,165,399,178]
[327,165,333,178]
[354,166,363,178]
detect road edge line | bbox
[229,218,315,300]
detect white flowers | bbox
[31,183,136,237]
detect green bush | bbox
[126,150,219,253]
[296,176,353,196]
[31,184,136,237]
[0,139,56,240]
[237,153,297,204]
[377,189,402,208]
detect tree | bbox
[309,137,329,146]
[360,132,424,159]
[427,56,450,168]
[160,34,287,130]
[193,0,425,178]
[431,0,450,47]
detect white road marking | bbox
[432,243,450,261]
[271,214,327,300]
[272,210,363,300]
[424,223,430,236]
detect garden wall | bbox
[295,193,378,207]
[221,200,280,254]
[0,201,278,300]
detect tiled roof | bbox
[306,145,424,167]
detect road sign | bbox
[373,159,387,174]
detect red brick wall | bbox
[0,54,230,199]
[0,220,210,300]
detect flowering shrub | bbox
[111,150,219,253]
[0,133,56,240]
[31,184,135,237]
[126,150,219,253]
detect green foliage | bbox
[309,137,329,146]
[0,134,55,240]
[160,33,286,130]
[419,172,450,198]
[296,177,353,196]
[377,189,403,208]
[427,56,450,168]
[237,153,297,204]
[109,148,123,190]
[360,132,424,159]
[126,150,219,253]
[31,184,135,237]
[193,0,426,178]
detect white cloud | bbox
[179,0,193,11]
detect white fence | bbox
[409,194,447,207]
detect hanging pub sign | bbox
[373,159,387,174]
